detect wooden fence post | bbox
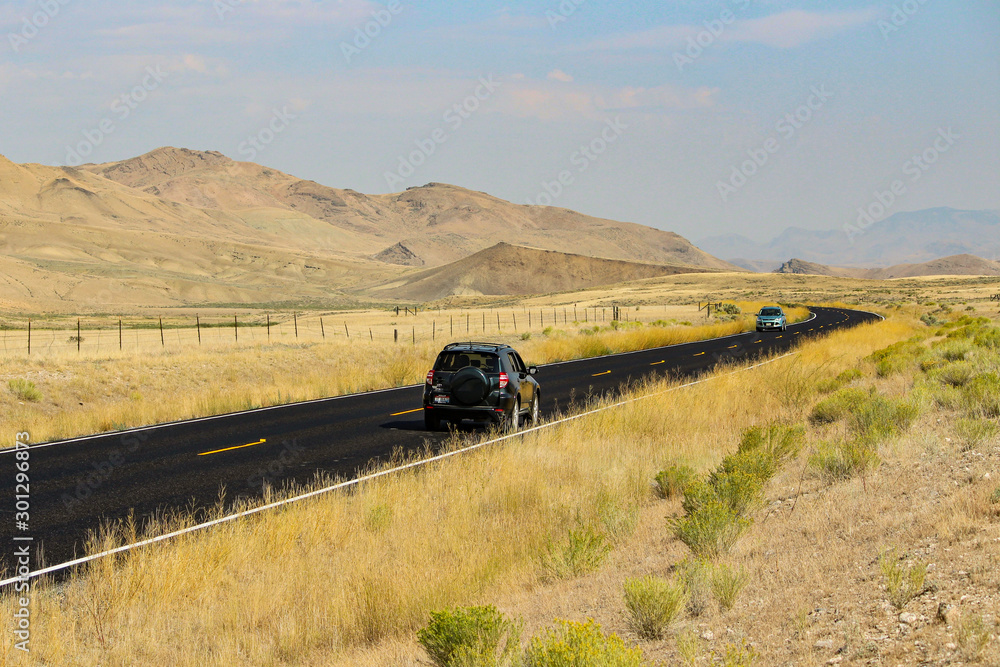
[159,317,164,347]
[294,313,298,338]
[119,319,123,351]
[77,319,81,353]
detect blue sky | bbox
[1,0,997,242]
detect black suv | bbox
[423,342,540,432]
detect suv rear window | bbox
[434,352,500,372]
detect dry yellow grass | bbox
[0,308,921,665]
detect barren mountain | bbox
[372,243,715,300]
[84,147,738,270]
[0,148,738,310]
[0,154,399,311]
[774,254,1000,279]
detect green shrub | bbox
[706,468,766,516]
[8,378,42,402]
[718,303,741,315]
[596,495,638,544]
[676,558,713,617]
[714,643,759,667]
[990,486,1000,505]
[676,629,701,666]
[622,575,688,639]
[525,619,643,667]
[817,368,865,394]
[933,338,974,361]
[869,339,926,376]
[955,418,999,450]
[672,500,750,558]
[710,563,749,612]
[815,377,842,394]
[809,439,880,481]
[878,550,926,610]
[973,327,1000,349]
[674,424,801,557]
[418,606,523,667]
[920,313,942,327]
[935,362,975,387]
[957,614,992,661]
[809,388,867,424]
[849,393,919,443]
[654,464,696,500]
[729,424,803,472]
[836,368,864,384]
[541,527,610,581]
[961,372,1000,418]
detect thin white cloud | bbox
[584,8,879,51]
[547,69,574,83]
[499,78,719,121]
[726,9,880,48]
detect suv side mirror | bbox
[528,366,538,375]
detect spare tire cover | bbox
[450,367,490,405]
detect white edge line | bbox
[0,351,800,588]
[2,309,826,453]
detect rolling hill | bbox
[0,148,738,310]
[371,242,717,300]
[84,147,738,271]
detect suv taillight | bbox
[426,370,434,385]
[498,372,509,389]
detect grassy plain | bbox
[0,273,998,665]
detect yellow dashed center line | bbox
[694,352,706,356]
[592,370,612,377]
[728,345,738,349]
[650,360,665,366]
[198,439,266,457]
[390,408,423,416]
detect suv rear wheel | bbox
[504,398,520,434]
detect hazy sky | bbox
[2,0,998,242]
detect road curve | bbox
[1,306,879,574]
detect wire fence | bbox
[0,305,680,359]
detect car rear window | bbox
[434,352,500,372]
[759,308,782,316]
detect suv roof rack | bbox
[442,341,508,351]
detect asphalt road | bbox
[0,306,878,574]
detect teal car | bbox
[756,306,787,332]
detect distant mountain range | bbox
[698,208,1000,269]
[774,254,1000,279]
